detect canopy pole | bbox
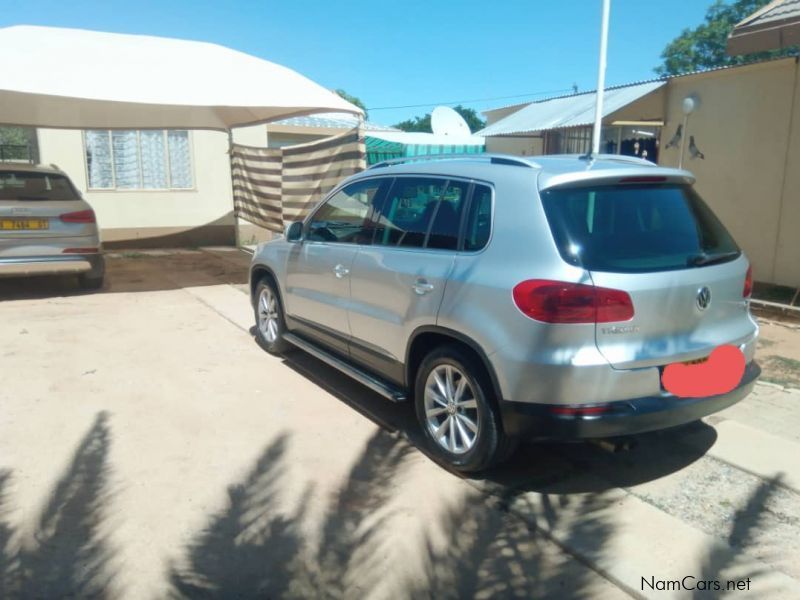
[228,129,241,250]
[591,0,611,156]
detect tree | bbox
[393,105,486,133]
[334,89,368,120]
[656,0,798,76]
[0,127,29,146]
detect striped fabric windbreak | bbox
[230,145,283,231]
[231,127,366,232]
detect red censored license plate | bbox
[661,345,745,398]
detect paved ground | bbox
[0,249,799,599]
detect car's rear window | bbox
[540,184,740,273]
[0,171,79,201]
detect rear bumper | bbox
[0,254,105,279]
[500,360,760,439]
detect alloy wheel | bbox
[257,287,279,343]
[423,364,479,454]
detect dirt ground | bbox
[1,249,799,599]
[756,320,800,389]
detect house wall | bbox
[36,125,270,248]
[606,86,666,123]
[658,57,800,287]
[485,135,544,155]
[482,89,665,157]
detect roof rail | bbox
[367,153,539,170]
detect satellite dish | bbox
[431,106,471,136]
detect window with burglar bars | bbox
[544,126,593,155]
[84,130,193,190]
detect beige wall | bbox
[36,124,273,247]
[485,135,544,155]
[607,86,666,123]
[658,58,800,287]
[37,128,236,246]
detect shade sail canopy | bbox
[477,81,665,137]
[0,25,362,131]
[727,0,800,55]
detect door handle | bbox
[334,264,350,278]
[413,278,435,295]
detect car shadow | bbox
[277,344,718,495]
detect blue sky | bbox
[2,0,712,126]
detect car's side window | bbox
[463,184,492,251]
[307,179,386,244]
[426,180,469,250]
[373,177,446,248]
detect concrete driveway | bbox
[1,249,799,599]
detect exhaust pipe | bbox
[591,437,637,453]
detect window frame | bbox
[304,176,390,245]
[370,175,479,253]
[459,181,495,253]
[82,129,196,192]
[302,174,495,253]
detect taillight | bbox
[512,279,634,324]
[60,209,96,223]
[743,265,753,298]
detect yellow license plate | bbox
[0,218,49,230]
[682,356,709,366]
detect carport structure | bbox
[0,25,363,243]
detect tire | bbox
[78,273,104,290]
[253,278,291,355]
[414,344,514,473]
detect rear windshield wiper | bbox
[15,195,51,200]
[687,251,740,267]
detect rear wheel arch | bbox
[405,327,503,405]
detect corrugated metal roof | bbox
[728,0,800,54]
[477,80,665,137]
[736,0,800,29]
[270,112,398,131]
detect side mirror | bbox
[285,221,303,242]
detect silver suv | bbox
[250,154,759,472]
[0,163,104,289]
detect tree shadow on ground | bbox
[408,489,619,599]
[168,429,414,599]
[0,469,19,598]
[693,474,785,599]
[293,430,414,599]
[0,411,118,598]
[167,433,307,598]
[19,411,118,598]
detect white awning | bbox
[0,25,362,131]
[477,81,665,137]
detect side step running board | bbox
[283,333,407,402]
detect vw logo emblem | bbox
[696,286,712,310]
